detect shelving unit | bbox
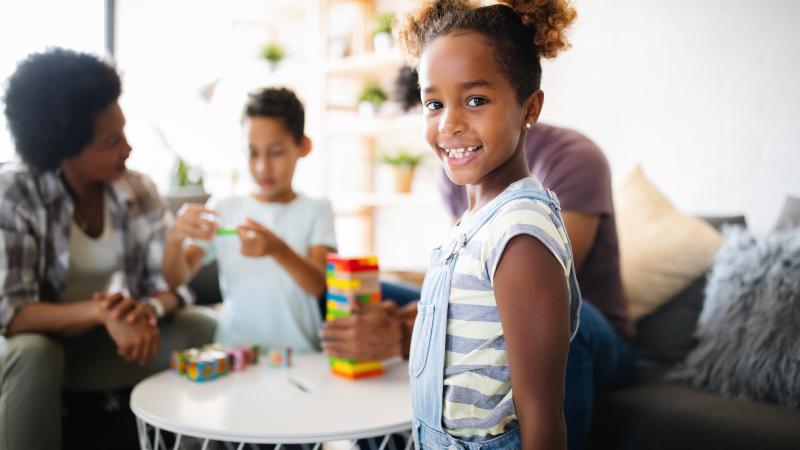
[316,0,432,257]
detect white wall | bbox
[540,0,800,231]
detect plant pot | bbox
[373,32,393,53]
[394,166,415,193]
[358,101,380,118]
[265,60,280,72]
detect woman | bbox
[0,48,215,450]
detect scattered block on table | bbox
[266,345,292,368]
[171,343,267,381]
[170,350,190,375]
[227,347,249,372]
[186,359,219,382]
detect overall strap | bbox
[443,187,562,264]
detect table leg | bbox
[377,434,391,450]
[173,434,184,450]
[136,417,151,450]
[403,433,414,450]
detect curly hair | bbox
[396,0,576,102]
[3,48,122,172]
[244,87,305,144]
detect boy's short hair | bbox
[3,47,121,172]
[244,87,305,144]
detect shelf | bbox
[325,114,423,136]
[229,0,306,27]
[325,50,406,76]
[332,193,441,212]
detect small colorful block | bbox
[186,359,218,382]
[266,345,292,368]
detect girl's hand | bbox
[169,203,218,244]
[237,218,287,257]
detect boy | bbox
[163,87,336,352]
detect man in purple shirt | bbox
[322,124,635,450]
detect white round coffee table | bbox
[130,352,412,449]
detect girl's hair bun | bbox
[396,0,476,64]
[499,0,577,58]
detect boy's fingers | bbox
[236,226,259,240]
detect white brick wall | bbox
[539,0,800,231]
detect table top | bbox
[130,353,412,444]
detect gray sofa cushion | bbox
[774,195,800,231]
[634,215,746,365]
[672,227,800,407]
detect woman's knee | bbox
[1,333,64,386]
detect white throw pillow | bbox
[614,166,723,320]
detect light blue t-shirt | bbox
[194,194,337,352]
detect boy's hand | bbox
[169,203,218,244]
[237,218,287,257]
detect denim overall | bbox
[409,183,581,450]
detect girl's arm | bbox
[494,234,571,450]
[238,218,331,298]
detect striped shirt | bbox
[442,177,578,440]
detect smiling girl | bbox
[397,1,580,449]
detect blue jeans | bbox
[380,281,422,307]
[565,301,636,450]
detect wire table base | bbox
[135,413,414,450]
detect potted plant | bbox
[358,81,388,117]
[372,12,395,52]
[380,150,424,193]
[261,42,285,71]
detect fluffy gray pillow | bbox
[774,196,800,231]
[671,226,800,407]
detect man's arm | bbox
[494,235,570,450]
[561,212,600,271]
[321,300,417,360]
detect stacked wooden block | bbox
[326,255,384,380]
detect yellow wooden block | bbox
[331,359,382,375]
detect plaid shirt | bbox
[0,163,172,334]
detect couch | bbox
[589,216,800,450]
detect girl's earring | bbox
[525,122,533,130]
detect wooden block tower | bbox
[326,254,384,379]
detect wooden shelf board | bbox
[325,50,406,76]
